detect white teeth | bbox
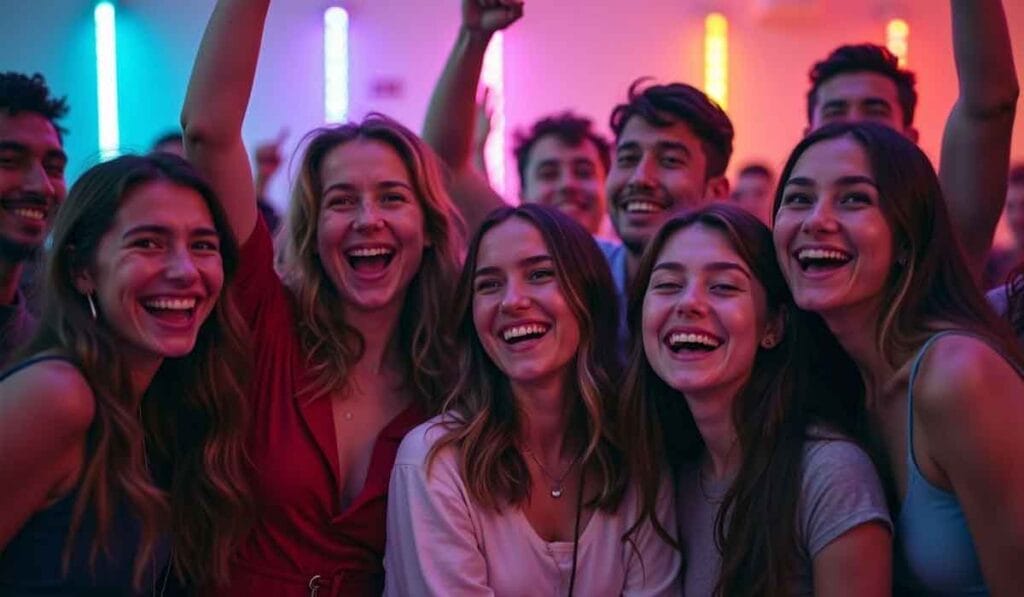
[143,297,196,311]
[11,208,45,221]
[624,200,663,214]
[502,323,550,342]
[347,247,394,257]
[668,332,721,348]
[797,248,851,262]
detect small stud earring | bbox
[761,336,776,348]
[87,293,98,320]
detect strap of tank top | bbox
[906,330,1023,453]
[0,354,79,382]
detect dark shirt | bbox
[0,355,172,595]
[0,291,36,370]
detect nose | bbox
[499,278,531,313]
[801,199,839,235]
[22,161,56,199]
[626,153,657,190]
[165,247,201,285]
[353,200,384,232]
[675,283,708,317]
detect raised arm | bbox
[422,0,522,234]
[939,0,1019,280]
[181,0,269,245]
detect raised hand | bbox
[462,0,524,35]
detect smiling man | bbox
[0,72,69,367]
[602,80,734,297]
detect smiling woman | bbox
[772,122,1024,594]
[0,153,251,593]
[385,204,680,596]
[180,1,465,593]
[621,203,892,597]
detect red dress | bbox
[223,218,426,596]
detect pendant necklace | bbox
[522,446,583,499]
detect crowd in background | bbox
[1,0,1022,595]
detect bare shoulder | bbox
[0,358,95,434]
[913,334,1022,428]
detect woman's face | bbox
[316,139,428,314]
[472,218,581,391]
[81,179,224,363]
[773,136,894,320]
[643,224,771,403]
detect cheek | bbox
[640,297,665,355]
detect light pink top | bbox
[384,417,681,597]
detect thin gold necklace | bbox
[521,446,584,499]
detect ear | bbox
[760,306,787,349]
[73,270,94,296]
[904,126,920,144]
[704,175,730,201]
[68,247,95,296]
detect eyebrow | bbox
[785,175,878,188]
[0,140,67,162]
[122,224,219,239]
[860,98,893,111]
[652,260,752,279]
[474,254,553,277]
[323,180,414,194]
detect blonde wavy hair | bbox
[277,114,464,409]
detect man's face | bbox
[730,172,774,225]
[1007,183,1024,252]
[606,115,720,255]
[809,71,917,141]
[521,135,607,235]
[0,111,66,261]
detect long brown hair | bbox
[773,122,1024,371]
[277,113,463,411]
[20,154,251,588]
[428,204,628,513]
[619,204,866,596]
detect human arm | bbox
[472,87,493,181]
[254,129,287,201]
[916,335,1024,596]
[422,0,522,234]
[622,475,682,596]
[939,0,1019,280]
[383,430,493,597]
[804,439,893,597]
[181,0,269,245]
[0,360,94,548]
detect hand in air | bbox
[255,128,288,182]
[463,0,524,34]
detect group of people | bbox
[1,0,1022,595]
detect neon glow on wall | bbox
[481,32,506,198]
[886,19,909,67]
[95,1,120,160]
[704,13,728,111]
[324,7,350,124]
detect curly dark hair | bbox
[512,112,611,189]
[0,72,69,137]
[807,44,917,128]
[609,78,734,179]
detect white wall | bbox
[2,0,1022,218]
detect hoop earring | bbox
[87,293,98,320]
